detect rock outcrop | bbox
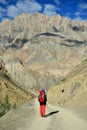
[0,13,87,92]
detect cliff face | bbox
[0,13,87,92]
[0,13,87,48]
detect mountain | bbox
[48,58,87,119]
[0,60,33,107]
[0,13,87,93]
[0,13,87,129]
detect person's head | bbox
[41,88,45,93]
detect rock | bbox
[0,13,87,93]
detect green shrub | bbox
[0,95,17,118]
[0,110,5,117]
[61,78,66,82]
[3,94,11,113]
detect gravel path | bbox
[0,99,87,130]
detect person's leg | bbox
[40,105,43,116]
[43,105,46,116]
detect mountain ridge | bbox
[0,13,87,48]
[0,12,87,105]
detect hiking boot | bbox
[43,115,46,117]
[41,114,43,117]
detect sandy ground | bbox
[0,99,87,130]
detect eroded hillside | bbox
[0,13,87,95]
[0,61,33,107]
[48,58,87,119]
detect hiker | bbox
[38,88,47,117]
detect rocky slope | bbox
[48,58,87,120]
[0,60,33,107]
[0,13,87,128]
[0,13,87,92]
[0,13,87,46]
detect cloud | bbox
[74,4,87,21]
[55,0,60,5]
[74,11,82,21]
[7,0,42,18]
[75,12,81,17]
[65,12,72,18]
[43,4,58,16]
[73,16,82,21]
[7,5,19,18]
[79,3,87,9]
[0,7,6,18]
[0,0,7,4]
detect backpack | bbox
[38,90,45,103]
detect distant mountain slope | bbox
[0,61,32,106]
[0,13,87,47]
[0,13,87,93]
[48,58,87,119]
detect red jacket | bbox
[38,90,47,105]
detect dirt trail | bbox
[0,99,87,130]
[28,100,51,130]
[48,105,87,130]
[22,99,87,130]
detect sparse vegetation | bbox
[0,94,11,117]
[0,94,17,118]
[75,64,80,68]
[60,78,66,82]
[83,59,87,63]
[3,94,11,113]
[0,110,5,117]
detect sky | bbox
[0,0,87,22]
